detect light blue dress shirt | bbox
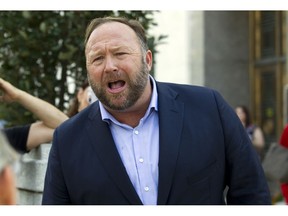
[99,76,159,205]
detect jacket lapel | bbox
[156,83,184,205]
[86,103,142,205]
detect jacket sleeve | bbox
[3,124,30,154]
[42,128,70,204]
[213,90,271,204]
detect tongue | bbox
[110,81,125,90]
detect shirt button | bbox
[134,130,139,135]
[144,187,149,192]
[139,158,144,163]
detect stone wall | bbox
[15,143,51,205]
[204,11,250,108]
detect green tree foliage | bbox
[0,11,166,127]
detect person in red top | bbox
[279,125,288,204]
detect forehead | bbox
[86,22,139,50]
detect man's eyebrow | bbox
[87,51,100,59]
[86,46,106,58]
[110,46,132,52]
[87,45,137,58]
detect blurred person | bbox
[0,78,96,205]
[235,105,266,160]
[66,79,97,117]
[0,130,19,205]
[278,125,288,204]
[0,77,97,153]
[43,16,271,205]
[0,77,69,153]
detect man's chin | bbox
[104,100,129,111]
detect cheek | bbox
[87,66,103,81]
[120,60,142,78]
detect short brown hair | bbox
[84,16,148,51]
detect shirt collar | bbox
[99,75,158,124]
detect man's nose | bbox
[104,55,118,73]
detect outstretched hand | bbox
[0,78,21,103]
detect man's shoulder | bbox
[157,81,213,90]
[58,102,99,131]
[156,81,217,97]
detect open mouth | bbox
[108,80,126,93]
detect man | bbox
[0,130,19,205]
[42,17,271,205]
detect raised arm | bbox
[0,78,68,129]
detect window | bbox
[250,11,285,144]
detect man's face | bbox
[85,22,152,111]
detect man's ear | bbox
[0,166,17,205]
[145,50,153,71]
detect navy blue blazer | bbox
[42,82,271,205]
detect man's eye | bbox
[116,52,127,56]
[92,56,104,63]
[95,56,104,61]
